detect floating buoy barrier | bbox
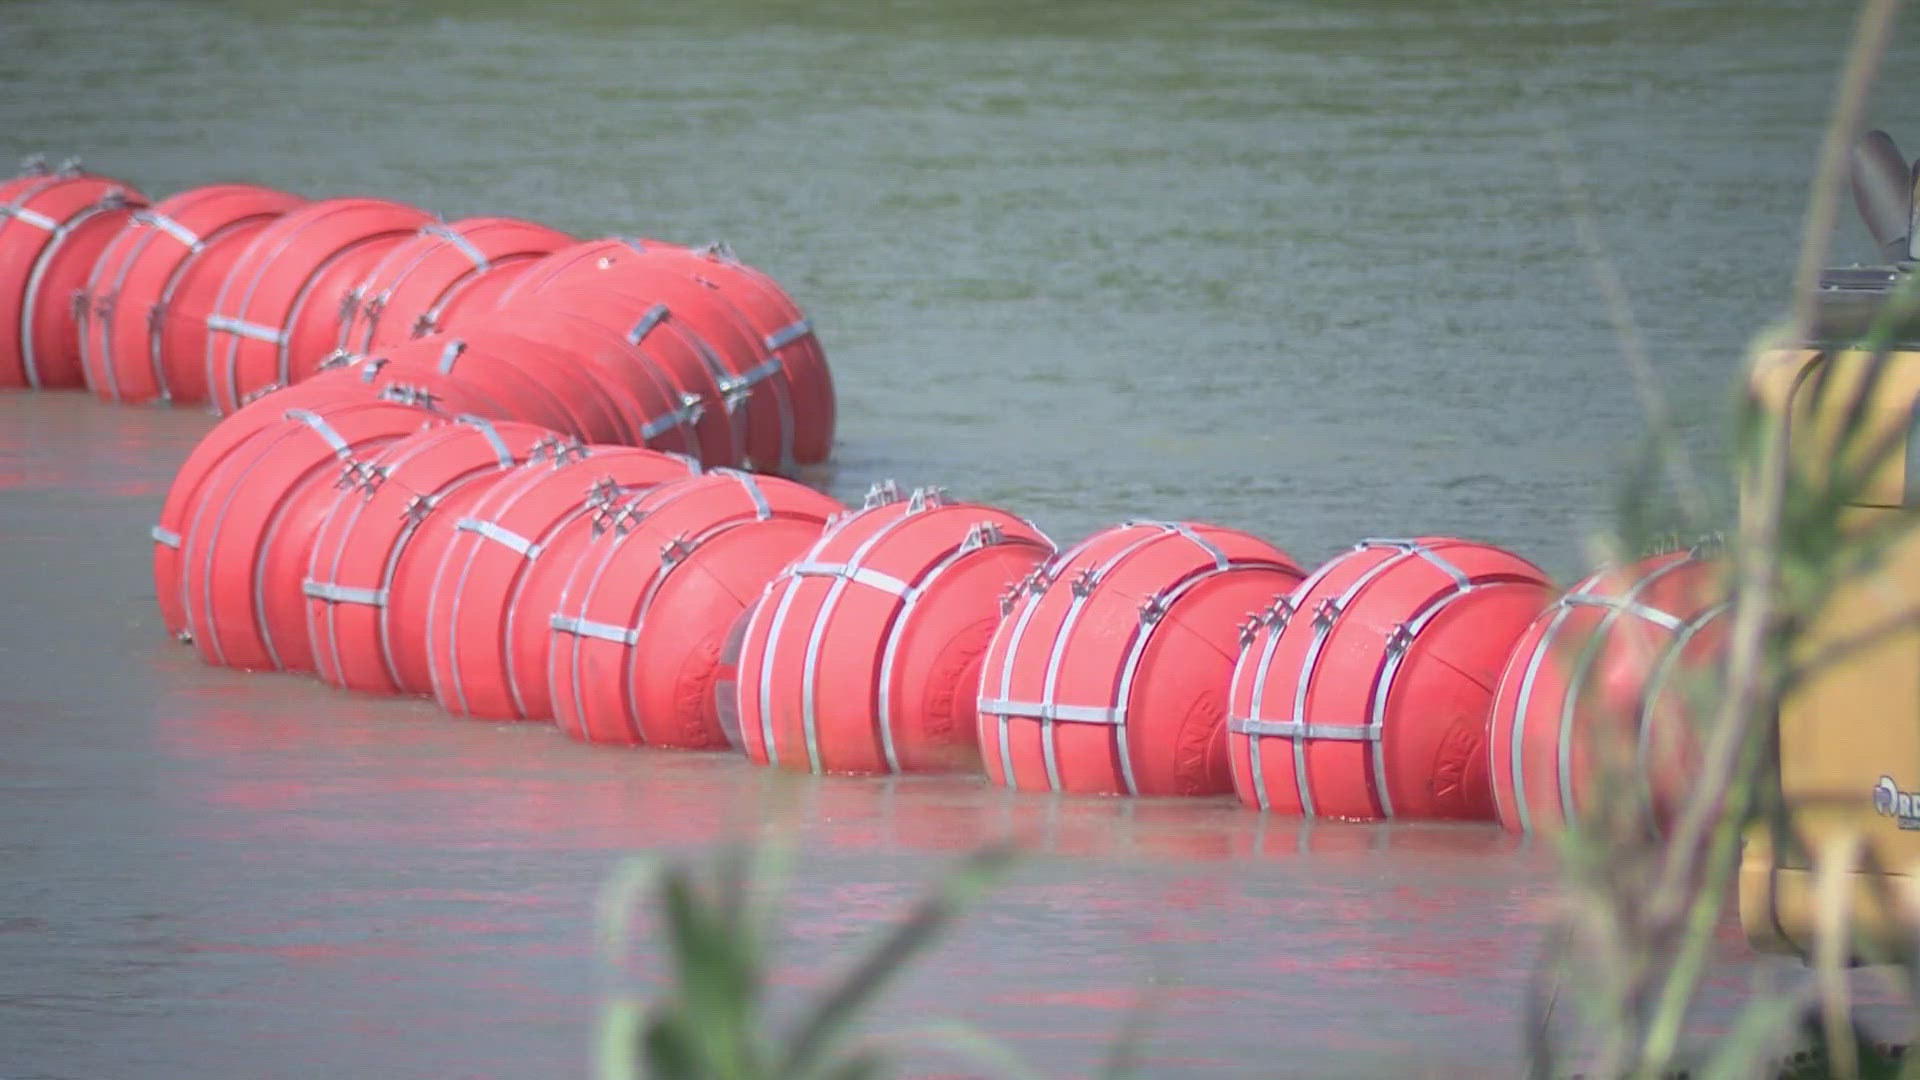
[0,157,149,390]
[174,401,443,671]
[419,443,702,719]
[977,521,1306,797]
[337,216,573,353]
[547,470,841,747]
[736,483,1054,775]
[205,196,433,413]
[80,183,303,404]
[304,417,568,695]
[1226,538,1556,821]
[1489,547,1727,835]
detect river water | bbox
[4,1,1918,1076]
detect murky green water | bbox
[4,1,1917,1075]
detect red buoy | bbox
[632,241,835,464]
[1489,547,1727,835]
[419,444,701,718]
[1226,537,1556,820]
[497,239,795,472]
[204,196,432,412]
[174,402,442,671]
[304,417,565,695]
[0,159,149,389]
[977,521,1305,797]
[79,183,302,404]
[736,483,1054,774]
[547,470,840,747]
[152,388,450,642]
[460,307,709,461]
[338,216,572,353]
[490,286,742,468]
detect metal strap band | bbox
[141,211,201,250]
[150,525,181,548]
[617,236,650,254]
[627,304,669,345]
[638,396,703,439]
[787,561,912,597]
[765,318,813,351]
[301,580,388,606]
[1560,591,1685,632]
[1229,718,1379,741]
[207,314,286,344]
[728,471,772,519]
[455,518,541,558]
[718,356,783,393]
[424,224,490,271]
[1410,544,1472,589]
[0,204,57,231]
[456,414,513,468]
[980,698,1125,725]
[286,409,351,455]
[548,613,639,645]
[1169,522,1228,569]
[437,338,466,374]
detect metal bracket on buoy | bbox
[238,381,286,407]
[906,486,946,513]
[862,479,902,509]
[18,153,48,176]
[1311,596,1341,631]
[997,580,1025,618]
[377,384,440,412]
[1138,594,1167,626]
[409,312,438,338]
[55,156,82,177]
[1236,613,1262,649]
[1263,597,1294,630]
[659,534,693,568]
[1383,622,1414,658]
[317,348,355,372]
[1068,565,1098,598]
[959,521,1003,552]
[357,357,391,383]
[401,493,437,524]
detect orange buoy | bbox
[175,402,442,671]
[0,158,149,389]
[737,483,1054,774]
[304,417,564,695]
[420,444,701,718]
[204,196,432,412]
[79,183,302,404]
[500,239,795,473]
[547,470,840,747]
[1489,547,1727,835]
[1226,537,1556,820]
[338,216,572,353]
[474,286,743,468]
[462,308,709,462]
[977,521,1305,797]
[152,388,451,642]
[634,241,835,464]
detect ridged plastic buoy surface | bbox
[174,402,443,671]
[547,470,840,747]
[633,242,835,464]
[79,183,302,404]
[1489,547,1727,835]
[1226,537,1556,820]
[977,521,1305,797]
[736,483,1054,775]
[204,196,432,412]
[0,159,149,389]
[338,216,572,353]
[419,444,701,719]
[304,417,566,696]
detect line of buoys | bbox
[6,155,1723,830]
